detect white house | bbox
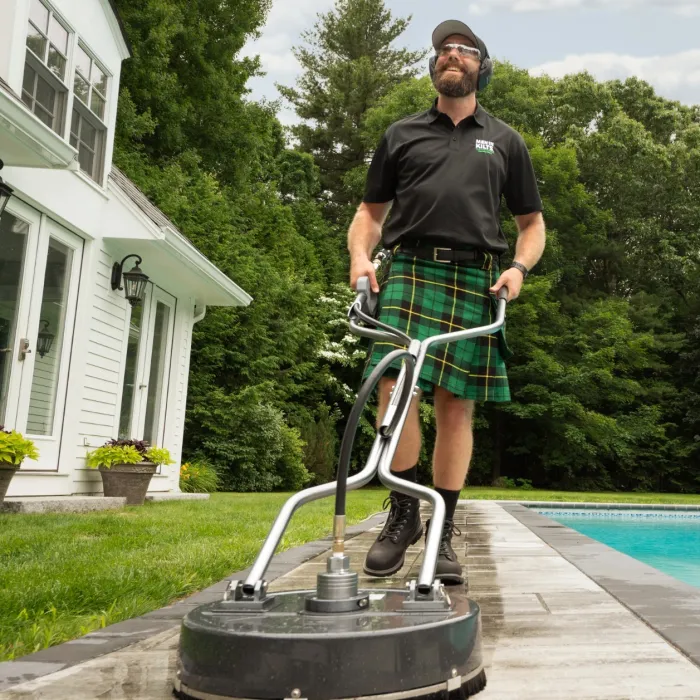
[0,0,252,497]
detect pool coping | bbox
[496,500,700,511]
[502,502,700,669]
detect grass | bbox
[460,487,700,505]
[0,490,385,662]
[3,485,700,661]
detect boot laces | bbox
[439,520,461,560]
[380,493,416,543]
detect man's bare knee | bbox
[434,387,474,428]
[377,376,421,428]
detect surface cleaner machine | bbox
[174,255,509,700]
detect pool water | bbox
[535,510,700,589]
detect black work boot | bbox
[426,518,464,585]
[364,492,423,576]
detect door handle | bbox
[18,338,32,361]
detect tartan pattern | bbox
[361,251,513,402]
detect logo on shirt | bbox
[476,139,494,155]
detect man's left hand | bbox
[489,267,525,302]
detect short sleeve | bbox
[363,132,397,203]
[502,132,543,215]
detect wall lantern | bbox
[0,160,14,221]
[111,254,149,306]
[37,320,54,358]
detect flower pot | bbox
[0,462,18,504]
[98,462,157,505]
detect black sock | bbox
[390,464,417,483]
[435,487,460,522]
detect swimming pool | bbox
[533,509,700,589]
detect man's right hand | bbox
[350,256,380,293]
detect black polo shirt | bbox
[363,99,543,253]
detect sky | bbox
[239,0,700,126]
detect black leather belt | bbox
[398,245,488,264]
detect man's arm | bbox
[512,211,546,271]
[347,201,392,292]
[489,211,546,301]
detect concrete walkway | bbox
[1,501,700,699]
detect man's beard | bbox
[432,63,478,98]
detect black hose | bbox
[334,349,416,517]
[352,303,413,346]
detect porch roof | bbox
[0,77,78,169]
[107,167,252,308]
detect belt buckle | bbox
[433,247,451,263]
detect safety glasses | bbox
[436,43,481,60]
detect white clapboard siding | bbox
[77,245,126,450]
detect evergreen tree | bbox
[277,0,426,226]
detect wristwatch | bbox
[509,261,529,279]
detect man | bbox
[347,20,546,585]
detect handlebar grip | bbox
[355,276,378,316]
[497,286,509,301]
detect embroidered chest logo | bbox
[475,139,495,154]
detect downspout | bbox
[173,302,206,495]
[193,303,207,324]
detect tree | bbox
[277,0,426,225]
[349,61,700,492]
[113,0,341,491]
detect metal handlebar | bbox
[239,256,510,601]
[347,272,509,592]
[350,274,509,348]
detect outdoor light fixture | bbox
[0,160,14,221]
[37,320,54,358]
[111,254,149,306]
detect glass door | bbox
[0,201,41,430]
[118,286,175,450]
[13,219,83,470]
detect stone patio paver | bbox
[2,501,700,698]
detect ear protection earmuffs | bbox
[429,42,493,92]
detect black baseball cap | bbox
[432,20,484,54]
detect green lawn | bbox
[460,487,700,505]
[0,491,385,662]
[2,486,700,661]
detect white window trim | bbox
[68,41,111,185]
[25,0,73,89]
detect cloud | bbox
[240,0,335,72]
[529,49,700,105]
[469,0,700,15]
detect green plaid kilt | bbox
[361,250,514,402]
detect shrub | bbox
[291,404,340,485]
[179,462,219,493]
[189,386,312,492]
[86,439,174,468]
[144,447,174,466]
[86,445,142,469]
[0,427,39,465]
[491,476,535,490]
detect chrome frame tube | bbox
[372,296,507,590]
[373,346,445,591]
[243,291,506,593]
[243,433,386,589]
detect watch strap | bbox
[509,261,529,279]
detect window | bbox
[73,45,108,121]
[22,0,70,134]
[71,44,109,183]
[70,109,104,181]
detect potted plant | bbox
[0,425,39,504]
[86,438,173,505]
